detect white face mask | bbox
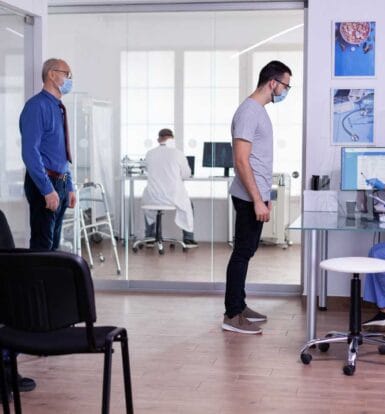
[164,138,176,148]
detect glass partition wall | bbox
[47,7,304,291]
[0,6,28,246]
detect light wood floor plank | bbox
[13,292,385,413]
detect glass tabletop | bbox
[289,212,385,232]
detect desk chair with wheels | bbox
[300,256,385,376]
[0,249,134,414]
[132,205,187,255]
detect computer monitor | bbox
[202,142,233,177]
[341,147,385,190]
[186,156,195,176]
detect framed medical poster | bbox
[332,88,374,145]
[333,21,376,77]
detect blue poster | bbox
[334,21,375,77]
[332,89,374,144]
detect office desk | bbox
[290,212,384,341]
[120,175,234,244]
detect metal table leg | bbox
[307,229,318,341]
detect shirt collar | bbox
[41,89,61,105]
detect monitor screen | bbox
[202,142,233,168]
[341,147,385,190]
[186,156,195,176]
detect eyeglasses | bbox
[53,69,72,79]
[274,78,291,90]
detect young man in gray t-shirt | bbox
[222,60,292,335]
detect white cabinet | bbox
[261,173,291,246]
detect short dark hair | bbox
[158,128,174,138]
[257,60,292,88]
[42,58,63,82]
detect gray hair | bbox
[42,58,63,82]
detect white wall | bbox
[0,0,45,16]
[306,0,385,296]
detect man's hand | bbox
[45,191,60,211]
[68,191,76,208]
[254,199,270,222]
[366,178,385,190]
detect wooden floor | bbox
[89,241,301,285]
[16,292,385,414]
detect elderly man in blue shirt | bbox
[20,58,76,250]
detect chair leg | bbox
[10,352,22,414]
[0,352,11,414]
[120,331,134,414]
[349,273,361,335]
[102,341,113,414]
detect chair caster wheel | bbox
[378,345,385,355]
[183,247,187,252]
[117,269,121,275]
[170,243,175,249]
[343,364,355,376]
[300,353,312,365]
[139,244,144,250]
[132,247,138,253]
[318,343,330,352]
[159,249,164,255]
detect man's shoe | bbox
[4,364,36,393]
[362,311,385,331]
[183,239,198,248]
[17,374,36,392]
[222,313,262,334]
[242,306,267,322]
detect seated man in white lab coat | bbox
[141,128,198,248]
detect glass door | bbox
[0,6,28,245]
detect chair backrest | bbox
[0,249,97,332]
[0,210,15,249]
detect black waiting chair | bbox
[0,210,15,249]
[0,249,134,413]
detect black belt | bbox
[46,169,67,180]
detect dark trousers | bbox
[225,196,265,318]
[24,172,69,250]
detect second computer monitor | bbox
[341,147,385,190]
[202,142,233,177]
[186,156,195,176]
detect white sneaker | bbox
[222,313,262,334]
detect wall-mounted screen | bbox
[341,147,385,190]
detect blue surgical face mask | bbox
[59,78,73,95]
[272,87,288,104]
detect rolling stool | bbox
[132,205,187,255]
[300,257,385,375]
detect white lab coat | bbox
[141,144,194,232]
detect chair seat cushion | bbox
[320,257,385,274]
[141,204,176,211]
[0,326,117,355]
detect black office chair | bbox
[0,249,134,414]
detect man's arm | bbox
[233,138,270,222]
[177,151,191,179]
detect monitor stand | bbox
[356,190,376,221]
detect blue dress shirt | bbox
[20,89,73,195]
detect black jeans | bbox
[24,172,69,250]
[225,196,265,318]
